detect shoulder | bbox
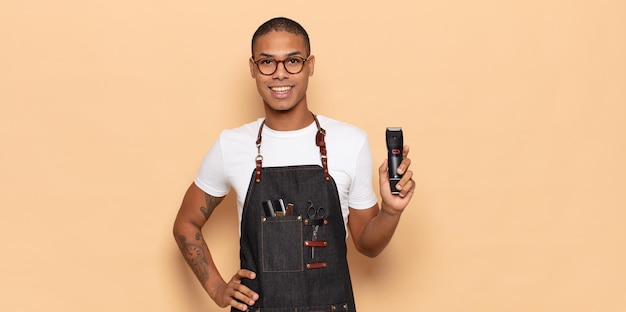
[218,118,265,143]
[317,115,369,145]
[317,115,367,138]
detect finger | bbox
[379,159,388,175]
[399,185,415,199]
[402,145,411,158]
[230,286,257,307]
[400,169,413,184]
[230,298,250,312]
[235,269,256,280]
[395,169,414,191]
[229,270,259,305]
[230,299,249,312]
[232,282,259,302]
[396,157,412,175]
[398,177,416,198]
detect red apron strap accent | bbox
[304,240,328,247]
[306,262,327,269]
[313,115,330,181]
[255,120,265,183]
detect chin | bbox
[264,102,298,113]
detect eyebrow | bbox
[257,51,304,58]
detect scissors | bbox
[307,201,325,259]
[307,201,325,220]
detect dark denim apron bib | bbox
[234,115,356,312]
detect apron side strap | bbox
[315,124,330,181]
[255,120,265,183]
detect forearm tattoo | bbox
[176,233,209,284]
[201,194,219,220]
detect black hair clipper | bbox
[386,127,403,194]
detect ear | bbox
[249,57,256,78]
[307,55,315,76]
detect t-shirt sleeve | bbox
[348,135,378,209]
[194,136,231,197]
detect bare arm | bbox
[173,182,258,310]
[348,145,415,257]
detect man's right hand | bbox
[213,269,259,311]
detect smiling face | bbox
[250,30,315,116]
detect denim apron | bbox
[235,115,356,312]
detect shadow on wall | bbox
[345,226,396,281]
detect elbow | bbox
[362,251,380,258]
[355,244,383,258]
[172,218,193,241]
[172,220,184,242]
[173,215,204,238]
[173,220,200,249]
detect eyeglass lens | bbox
[256,57,306,75]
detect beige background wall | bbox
[1,1,625,311]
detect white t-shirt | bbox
[195,115,378,230]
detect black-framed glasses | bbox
[252,56,310,75]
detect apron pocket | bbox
[261,215,303,272]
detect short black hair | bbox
[251,17,311,56]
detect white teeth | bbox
[271,86,292,92]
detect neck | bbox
[263,105,314,131]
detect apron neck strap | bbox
[255,112,330,183]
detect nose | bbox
[272,60,289,79]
